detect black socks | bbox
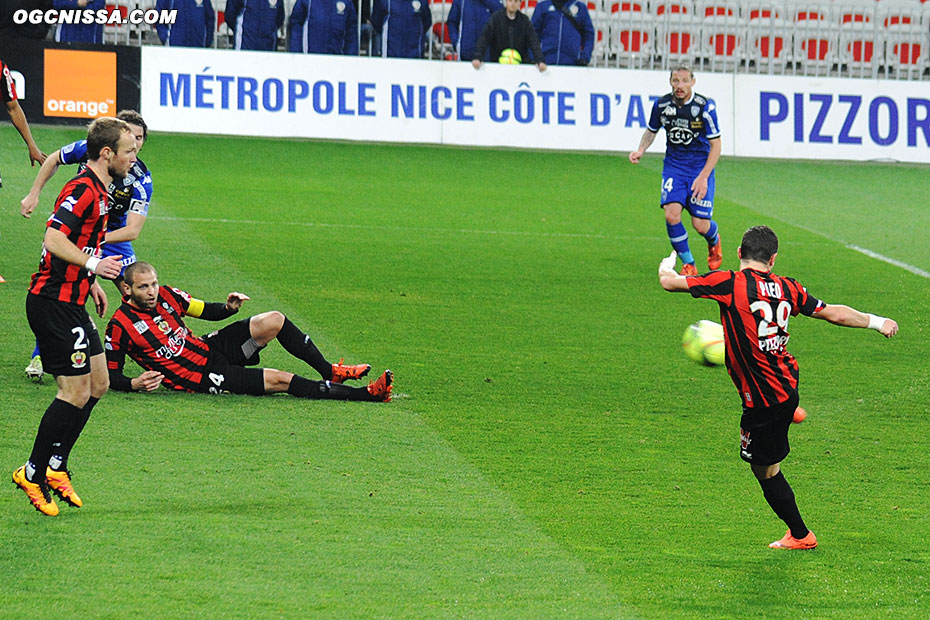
[759,471,809,539]
[27,398,82,483]
[277,318,332,380]
[287,375,376,401]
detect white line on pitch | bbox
[153,215,660,242]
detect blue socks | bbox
[666,221,694,265]
[702,219,720,247]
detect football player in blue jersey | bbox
[630,65,723,277]
[20,110,152,382]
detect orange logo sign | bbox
[44,49,116,119]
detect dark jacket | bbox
[53,0,105,44]
[531,0,594,65]
[371,0,432,59]
[287,0,359,55]
[226,0,285,51]
[448,0,501,62]
[472,8,543,64]
[155,0,215,47]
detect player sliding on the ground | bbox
[658,225,898,550]
[106,261,392,403]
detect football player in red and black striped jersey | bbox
[106,261,392,403]
[1,56,46,283]
[659,225,898,550]
[0,56,46,172]
[13,117,138,517]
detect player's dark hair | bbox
[123,261,155,287]
[117,109,148,142]
[86,117,130,160]
[740,226,779,263]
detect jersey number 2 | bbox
[749,300,790,337]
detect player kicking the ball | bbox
[105,261,392,403]
[658,225,898,549]
[630,65,723,276]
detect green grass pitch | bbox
[1,125,928,619]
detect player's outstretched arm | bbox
[21,148,64,217]
[658,251,690,292]
[813,304,898,338]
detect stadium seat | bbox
[608,0,653,68]
[697,1,741,71]
[103,4,132,45]
[520,0,537,19]
[837,2,880,78]
[745,1,789,73]
[882,5,927,79]
[430,0,453,27]
[789,2,835,75]
[652,0,696,68]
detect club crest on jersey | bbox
[71,351,87,368]
[269,0,277,6]
[157,320,171,334]
[413,1,421,11]
[336,1,345,11]
[133,320,149,334]
[691,105,700,117]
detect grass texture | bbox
[0,125,928,619]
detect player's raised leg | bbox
[664,202,697,276]
[248,311,370,383]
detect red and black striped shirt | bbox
[29,168,109,305]
[105,286,212,392]
[687,268,825,409]
[0,58,18,103]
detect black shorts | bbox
[739,392,800,466]
[26,293,103,377]
[198,318,266,396]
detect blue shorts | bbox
[660,168,715,219]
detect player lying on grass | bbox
[658,225,897,550]
[105,261,392,402]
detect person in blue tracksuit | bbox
[371,0,432,59]
[53,0,105,44]
[155,0,215,47]
[531,0,593,66]
[287,0,359,55]
[447,0,500,62]
[226,0,285,51]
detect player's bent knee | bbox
[251,311,285,340]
